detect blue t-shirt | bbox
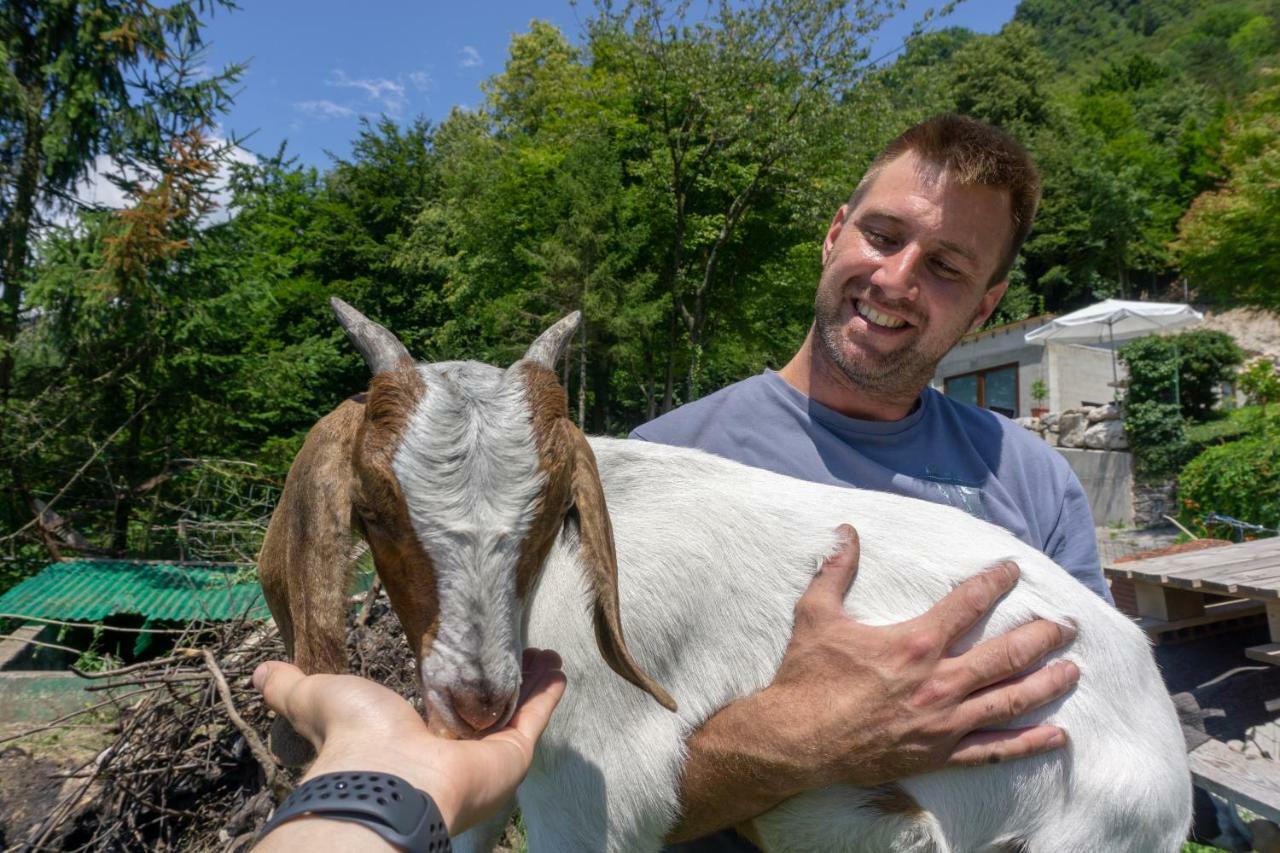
[632,370,1109,599]
[634,370,1109,853]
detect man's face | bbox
[814,151,1012,402]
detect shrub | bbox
[1124,400,1191,482]
[1179,429,1280,535]
[1240,358,1280,412]
[1119,329,1244,421]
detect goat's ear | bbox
[259,397,365,762]
[563,423,677,712]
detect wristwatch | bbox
[257,771,452,851]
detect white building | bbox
[930,314,1121,419]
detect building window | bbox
[944,363,1019,418]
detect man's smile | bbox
[852,298,913,333]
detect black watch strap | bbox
[258,771,452,851]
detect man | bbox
[633,114,1108,850]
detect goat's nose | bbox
[450,686,509,734]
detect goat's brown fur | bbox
[520,362,677,712]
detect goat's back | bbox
[515,438,1190,852]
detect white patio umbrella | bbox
[1023,299,1205,401]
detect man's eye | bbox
[932,259,962,279]
[863,228,894,247]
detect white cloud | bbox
[408,70,432,92]
[458,46,483,69]
[329,69,406,113]
[294,98,357,119]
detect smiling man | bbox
[632,114,1110,851]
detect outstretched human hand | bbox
[252,647,565,840]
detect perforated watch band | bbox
[258,771,452,851]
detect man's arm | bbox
[666,526,1079,843]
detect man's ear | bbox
[970,278,1010,332]
[823,205,850,265]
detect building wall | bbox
[1046,343,1125,411]
[932,326,1048,417]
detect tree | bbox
[0,0,241,399]
[1175,71,1280,310]
[589,0,902,403]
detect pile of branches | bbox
[8,584,416,852]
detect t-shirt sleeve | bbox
[1043,466,1113,604]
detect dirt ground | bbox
[0,723,113,848]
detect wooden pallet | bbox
[1188,737,1280,825]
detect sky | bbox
[199,0,1022,169]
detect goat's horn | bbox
[330,297,412,375]
[522,311,581,371]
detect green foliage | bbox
[1173,329,1244,420]
[1176,71,1280,310]
[1179,427,1280,534]
[1124,400,1190,481]
[1119,330,1242,421]
[1240,358,1280,410]
[1031,379,1048,403]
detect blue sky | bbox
[201,1,1020,168]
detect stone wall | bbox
[1017,404,1135,527]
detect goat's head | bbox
[259,299,674,747]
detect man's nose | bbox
[869,245,920,300]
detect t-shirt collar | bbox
[760,368,931,437]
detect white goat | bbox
[259,301,1192,853]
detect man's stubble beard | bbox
[813,276,979,404]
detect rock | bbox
[1041,412,1060,430]
[1087,402,1122,423]
[1083,420,1127,450]
[1015,416,1038,430]
[1058,411,1088,447]
[1132,480,1177,528]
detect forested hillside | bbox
[2,0,1277,570]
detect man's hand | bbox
[668,525,1078,843]
[252,647,565,844]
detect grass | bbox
[1183,844,1227,852]
[1185,405,1269,447]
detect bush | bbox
[1240,358,1280,411]
[1179,429,1280,535]
[1119,329,1243,421]
[1124,401,1192,481]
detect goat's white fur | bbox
[444,428,1191,853]
[396,361,545,731]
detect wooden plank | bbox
[1113,549,1270,584]
[1132,599,1264,636]
[1133,581,1205,621]
[1245,643,1280,666]
[1108,538,1280,581]
[1188,737,1280,825]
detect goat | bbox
[259,299,1192,853]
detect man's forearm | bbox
[667,688,811,843]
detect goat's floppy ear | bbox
[259,398,365,762]
[562,422,677,712]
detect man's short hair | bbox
[847,113,1041,287]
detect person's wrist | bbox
[303,736,463,834]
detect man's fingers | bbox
[953,619,1077,692]
[800,524,860,609]
[947,724,1068,767]
[914,562,1019,649]
[955,660,1079,732]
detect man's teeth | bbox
[856,301,906,329]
